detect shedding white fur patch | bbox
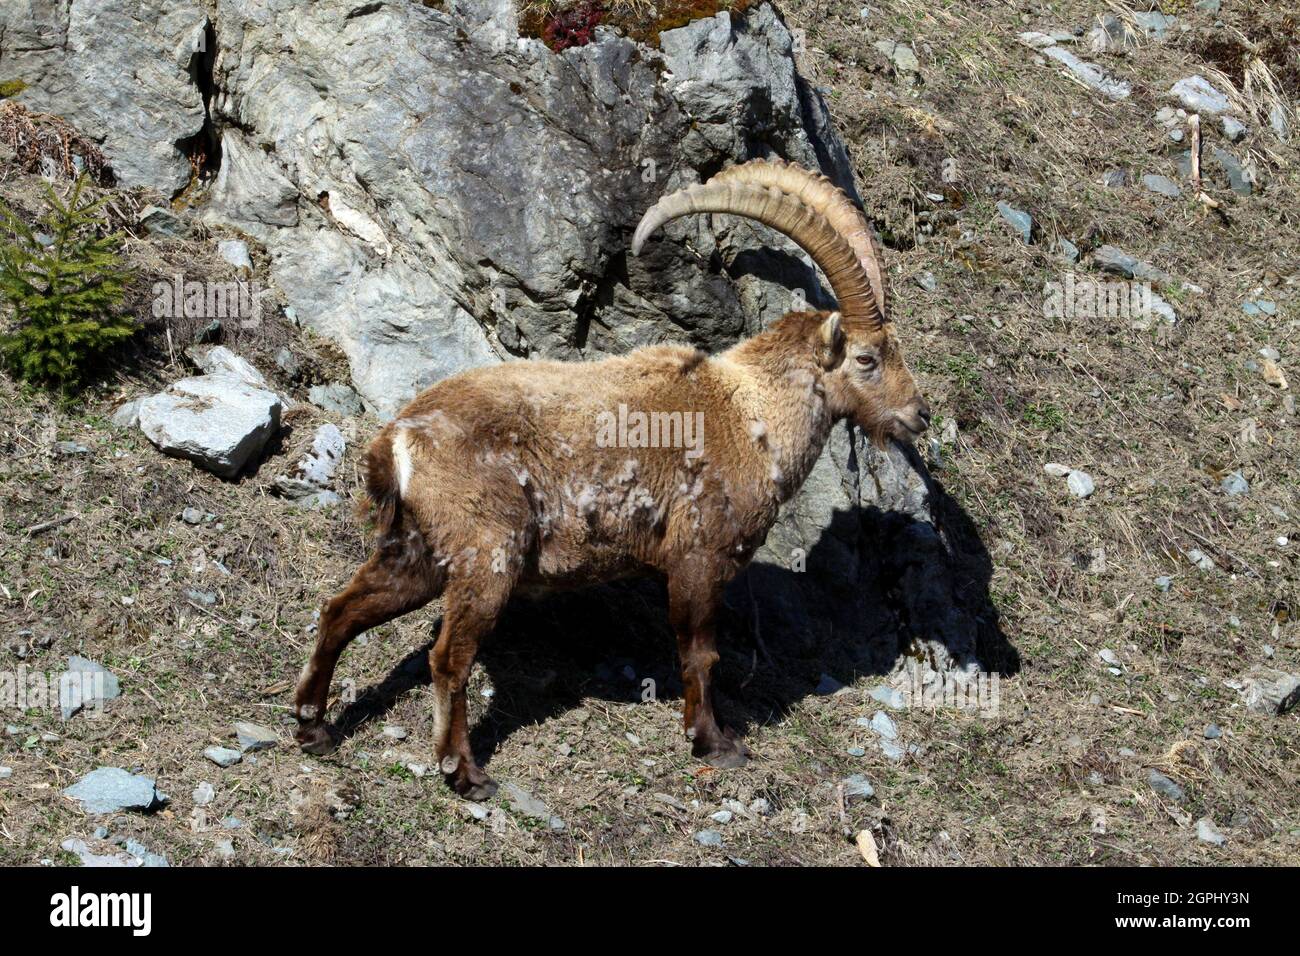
[392,428,413,497]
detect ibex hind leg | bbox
[429,571,516,801]
[294,536,443,755]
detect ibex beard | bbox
[293,160,929,800]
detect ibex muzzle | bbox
[293,159,928,800]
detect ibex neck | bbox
[720,319,837,503]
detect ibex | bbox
[293,160,930,800]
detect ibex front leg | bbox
[294,543,438,754]
[667,566,749,769]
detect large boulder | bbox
[138,372,282,479]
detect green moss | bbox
[0,79,29,99]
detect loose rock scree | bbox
[292,160,930,800]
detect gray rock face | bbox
[64,767,169,814]
[0,0,209,194]
[139,372,282,479]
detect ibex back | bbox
[293,160,930,800]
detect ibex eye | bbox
[856,355,878,370]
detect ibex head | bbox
[632,159,928,447]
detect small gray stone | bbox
[694,829,724,847]
[1211,148,1253,196]
[846,745,866,757]
[1133,11,1175,39]
[1225,668,1300,715]
[1196,817,1227,846]
[181,507,204,525]
[873,39,919,74]
[0,767,12,780]
[869,710,898,740]
[124,839,169,867]
[1154,576,1172,592]
[217,239,253,271]
[1221,116,1247,142]
[1221,472,1249,497]
[1147,768,1187,804]
[1039,45,1132,99]
[1067,470,1095,498]
[995,201,1034,243]
[61,838,137,867]
[710,810,733,824]
[204,746,243,768]
[1186,549,1216,572]
[1092,245,1171,283]
[916,271,938,293]
[1241,300,1276,317]
[1141,174,1182,198]
[502,781,564,830]
[233,721,278,752]
[52,440,90,457]
[214,839,236,860]
[308,383,365,418]
[1169,75,1232,116]
[59,656,121,719]
[274,347,302,379]
[192,781,215,806]
[869,684,905,709]
[110,398,143,430]
[1057,238,1080,263]
[1204,724,1222,740]
[64,767,168,814]
[381,725,408,740]
[1101,168,1129,189]
[843,773,876,801]
[137,205,190,238]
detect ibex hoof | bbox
[296,722,338,756]
[455,776,498,803]
[696,735,750,769]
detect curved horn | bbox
[710,158,889,323]
[632,177,882,326]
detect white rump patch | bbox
[392,428,414,497]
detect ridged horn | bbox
[710,158,889,323]
[632,175,882,326]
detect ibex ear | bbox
[817,311,844,369]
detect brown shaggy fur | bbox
[294,309,927,798]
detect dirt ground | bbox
[0,0,1297,866]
